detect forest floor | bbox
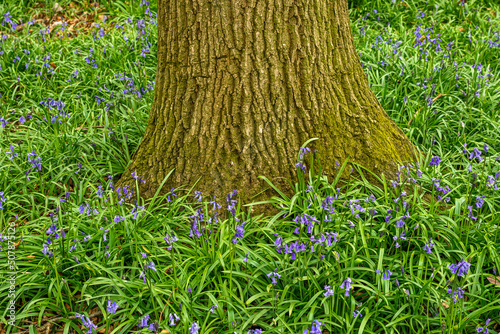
[0,0,500,333]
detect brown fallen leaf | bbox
[487,276,500,285]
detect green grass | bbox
[1,0,499,333]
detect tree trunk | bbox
[116,0,416,211]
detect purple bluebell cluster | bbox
[246,329,262,334]
[226,190,239,221]
[107,300,118,314]
[41,223,65,258]
[168,312,179,326]
[447,286,465,303]
[340,278,353,296]
[189,208,204,238]
[424,240,435,254]
[433,179,451,202]
[274,229,338,261]
[303,320,323,334]
[295,146,310,173]
[383,269,393,281]
[323,285,334,297]
[477,319,491,333]
[0,191,5,210]
[393,230,406,248]
[189,322,200,334]
[449,259,471,277]
[75,313,98,333]
[267,270,281,285]
[137,314,159,332]
[163,232,178,251]
[131,171,146,184]
[429,155,441,166]
[232,221,247,244]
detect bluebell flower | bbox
[429,156,441,166]
[0,116,7,128]
[163,232,178,251]
[475,195,485,209]
[194,190,203,202]
[107,300,118,313]
[130,202,145,220]
[168,312,179,326]
[325,232,339,246]
[96,184,103,198]
[148,322,159,333]
[295,161,306,173]
[298,146,311,160]
[167,188,177,202]
[189,212,203,239]
[383,269,392,280]
[210,304,218,313]
[138,314,150,328]
[189,322,200,334]
[226,190,240,220]
[113,215,125,224]
[267,270,281,285]
[424,240,435,254]
[42,243,51,257]
[447,286,465,303]
[469,148,482,162]
[353,310,363,318]
[449,259,470,276]
[340,278,352,296]
[27,151,42,171]
[139,271,146,283]
[249,329,262,334]
[323,285,334,297]
[232,221,247,244]
[76,314,98,333]
[210,196,222,210]
[307,320,323,334]
[148,261,157,272]
[6,145,17,160]
[243,252,249,262]
[477,318,491,333]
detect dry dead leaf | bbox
[53,2,63,12]
[487,276,500,285]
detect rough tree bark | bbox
[116,0,416,211]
